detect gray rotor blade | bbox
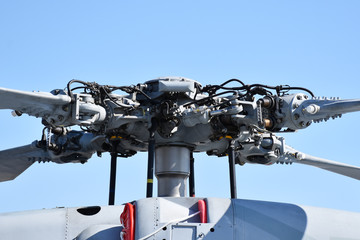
[281,146,360,180]
[0,143,50,182]
[0,131,102,182]
[0,87,71,117]
[295,155,360,180]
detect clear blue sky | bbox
[1,0,360,213]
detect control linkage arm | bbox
[232,132,360,180]
[0,129,100,182]
[0,85,107,129]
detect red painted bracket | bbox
[198,199,208,223]
[120,203,135,240]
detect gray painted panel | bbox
[67,205,124,239]
[0,205,124,240]
[302,206,360,239]
[0,208,67,240]
[233,199,307,240]
[206,198,234,239]
[171,225,196,240]
[76,224,122,240]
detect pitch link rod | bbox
[108,138,120,205]
[228,142,237,199]
[146,119,157,198]
[189,152,195,197]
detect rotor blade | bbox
[295,155,360,180]
[0,143,49,182]
[319,99,360,114]
[0,132,99,182]
[295,97,360,124]
[0,87,71,117]
[280,146,360,180]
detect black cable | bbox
[100,86,134,109]
[220,78,246,87]
[107,85,152,101]
[203,79,246,94]
[203,81,314,98]
[245,84,315,97]
[282,86,315,97]
[209,85,248,92]
[137,89,152,100]
[70,86,88,92]
[107,86,135,93]
[193,83,202,100]
[67,79,95,102]
[183,90,238,107]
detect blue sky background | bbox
[1,0,360,213]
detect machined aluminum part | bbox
[155,146,191,197]
[158,80,195,93]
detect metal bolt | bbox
[304,104,319,114]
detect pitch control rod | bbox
[146,120,157,198]
[228,141,237,199]
[108,137,120,205]
[189,152,195,197]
